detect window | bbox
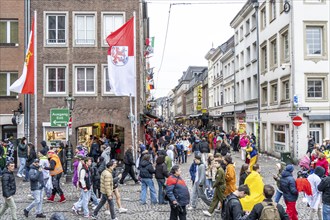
[273,124,287,152]
[307,79,323,98]
[270,37,278,68]
[240,51,244,68]
[304,22,328,60]
[281,79,290,101]
[261,43,268,72]
[74,13,96,46]
[247,78,251,100]
[309,123,323,146]
[102,66,113,95]
[261,84,268,105]
[270,0,276,22]
[102,13,124,46]
[246,46,251,64]
[240,26,244,41]
[245,19,250,35]
[280,28,290,63]
[271,83,278,103]
[45,13,67,45]
[252,42,257,61]
[251,13,256,30]
[74,65,97,95]
[235,55,239,71]
[305,73,328,101]
[235,31,238,45]
[45,66,66,94]
[0,20,18,45]
[260,8,266,29]
[0,72,18,96]
[252,75,258,99]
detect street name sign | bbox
[50,109,69,127]
[298,107,310,111]
[289,112,297,117]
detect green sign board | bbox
[50,109,69,127]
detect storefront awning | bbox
[144,112,162,121]
[304,114,330,121]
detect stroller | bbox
[297,154,311,178]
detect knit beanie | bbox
[314,166,325,178]
[285,164,294,173]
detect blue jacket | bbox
[166,175,190,206]
[279,170,298,202]
[189,162,197,182]
[29,164,45,191]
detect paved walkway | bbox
[0,152,311,219]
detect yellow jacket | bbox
[240,170,265,211]
[224,164,237,196]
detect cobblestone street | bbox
[1,152,311,220]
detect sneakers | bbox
[119,207,128,213]
[104,210,111,215]
[135,181,141,185]
[91,214,97,219]
[36,213,46,218]
[187,206,195,211]
[23,209,29,217]
[72,206,80,215]
[203,210,212,217]
[92,204,98,210]
[17,173,23,178]
[83,214,90,218]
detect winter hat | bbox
[39,148,48,156]
[285,164,294,173]
[314,166,325,178]
[194,155,202,160]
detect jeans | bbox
[26,190,43,215]
[205,179,213,189]
[274,189,283,203]
[93,193,116,219]
[241,148,246,161]
[51,173,64,196]
[183,151,188,163]
[323,203,330,220]
[140,178,157,204]
[18,157,26,176]
[24,166,30,181]
[89,188,99,206]
[0,197,17,220]
[170,204,187,220]
[191,182,199,208]
[157,179,166,204]
[74,189,91,216]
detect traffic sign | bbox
[50,109,69,127]
[289,112,297,117]
[292,116,303,127]
[293,95,298,106]
[298,107,310,111]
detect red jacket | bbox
[296,178,312,196]
[315,157,329,176]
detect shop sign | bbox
[221,111,234,116]
[50,109,69,127]
[197,85,202,111]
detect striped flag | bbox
[9,17,35,94]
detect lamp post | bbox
[251,0,260,151]
[65,95,76,182]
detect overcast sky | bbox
[147,0,246,98]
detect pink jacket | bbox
[315,157,329,176]
[239,137,248,148]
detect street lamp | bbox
[251,0,261,151]
[65,95,76,182]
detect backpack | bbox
[221,196,237,220]
[259,202,281,220]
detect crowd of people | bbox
[0,124,330,220]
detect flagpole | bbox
[129,94,135,160]
[34,11,37,148]
[133,12,138,163]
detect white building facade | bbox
[259,0,330,159]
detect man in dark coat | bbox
[247,185,289,220]
[279,164,298,220]
[24,159,46,218]
[0,161,17,220]
[119,146,139,184]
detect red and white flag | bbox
[9,17,35,94]
[106,17,136,96]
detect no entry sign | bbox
[292,116,303,127]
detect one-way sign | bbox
[298,107,310,111]
[289,112,297,117]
